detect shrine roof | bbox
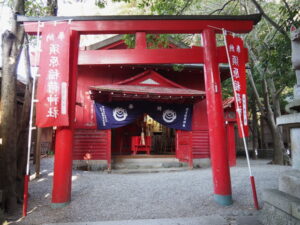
[223,97,235,109]
[90,70,205,103]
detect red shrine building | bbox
[72,34,237,169]
[21,14,260,208]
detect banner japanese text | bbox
[225,34,249,137]
[36,22,71,127]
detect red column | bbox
[51,31,79,208]
[202,29,232,205]
[227,122,237,167]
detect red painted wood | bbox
[191,101,210,159]
[226,123,236,167]
[22,175,29,216]
[52,31,79,204]
[73,129,110,160]
[131,136,152,155]
[78,47,232,65]
[101,40,128,50]
[202,28,232,197]
[116,70,186,88]
[250,176,260,210]
[176,130,192,167]
[79,48,204,65]
[135,32,147,49]
[24,19,254,35]
[107,130,111,170]
[192,130,210,158]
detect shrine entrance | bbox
[111,114,176,156]
[91,69,202,163]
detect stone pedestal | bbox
[279,170,300,199]
[291,128,300,169]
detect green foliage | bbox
[104,0,299,110]
[123,34,135,48]
[24,0,57,16]
[95,0,106,8]
[245,0,299,106]
[25,0,49,16]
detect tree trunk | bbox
[0,31,18,212]
[250,94,258,159]
[247,53,284,164]
[262,78,284,164]
[0,0,25,213]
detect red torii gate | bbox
[19,14,261,208]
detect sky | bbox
[0,3,27,81]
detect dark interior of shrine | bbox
[111,113,175,156]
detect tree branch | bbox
[209,0,235,15]
[282,0,296,26]
[275,86,285,98]
[250,0,290,41]
[247,68,265,115]
[176,0,193,15]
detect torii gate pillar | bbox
[51,31,79,208]
[203,28,233,205]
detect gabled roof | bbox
[115,70,186,88]
[90,70,205,103]
[223,97,235,109]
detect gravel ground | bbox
[8,157,289,225]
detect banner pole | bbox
[222,29,259,210]
[23,21,41,217]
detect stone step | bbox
[261,189,300,225]
[111,167,190,174]
[43,215,228,225]
[112,156,179,163]
[112,156,187,169]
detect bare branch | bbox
[247,68,265,115]
[209,0,235,15]
[250,0,290,41]
[176,0,193,15]
[282,0,297,26]
[275,86,285,98]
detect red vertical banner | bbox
[36,22,71,127]
[225,34,249,137]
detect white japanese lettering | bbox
[46,107,59,118]
[48,69,60,80]
[234,80,241,92]
[49,43,60,55]
[47,81,59,94]
[232,55,239,66]
[236,45,241,53]
[47,94,59,106]
[46,33,55,42]
[233,67,240,78]
[57,32,65,41]
[49,56,59,67]
[235,93,242,105]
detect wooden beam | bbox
[78,46,232,65]
[23,19,256,35]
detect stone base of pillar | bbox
[214,194,233,206]
[51,202,70,209]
